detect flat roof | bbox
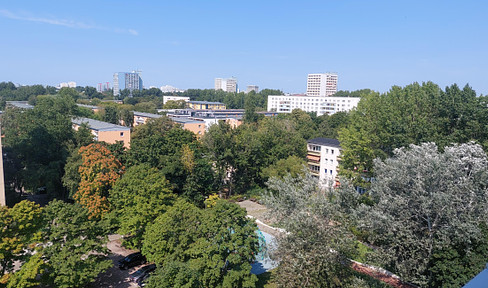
[72,117,130,132]
[169,116,205,124]
[76,104,99,109]
[6,101,34,109]
[307,137,341,148]
[132,111,163,118]
[188,101,225,105]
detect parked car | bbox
[137,271,152,287]
[117,252,146,270]
[129,263,156,282]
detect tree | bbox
[74,143,124,218]
[42,200,112,288]
[357,142,488,286]
[103,105,118,124]
[260,155,306,181]
[109,164,176,248]
[2,94,77,199]
[142,200,259,288]
[264,172,358,287]
[0,201,43,277]
[163,100,186,109]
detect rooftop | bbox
[169,116,205,124]
[72,117,130,132]
[188,101,225,105]
[307,137,341,148]
[132,111,163,118]
[6,101,34,109]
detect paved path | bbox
[90,235,141,288]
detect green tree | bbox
[103,105,118,124]
[357,142,488,286]
[0,201,43,277]
[109,164,177,248]
[142,200,259,288]
[42,200,111,288]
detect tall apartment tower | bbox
[306,73,338,96]
[113,71,143,96]
[215,77,238,93]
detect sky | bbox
[1,0,487,95]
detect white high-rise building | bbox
[306,73,338,96]
[267,94,360,116]
[215,77,238,93]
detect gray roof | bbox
[72,117,130,132]
[132,111,163,118]
[188,101,225,105]
[6,101,34,109]
[307,137,341,148]
[76,104,99,109]
[169,116,205,124]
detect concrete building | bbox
[246,85,259,93]
[133,111,163,126]
[113,71,143,96]
[306,73,338,96]
[307,138,341,187]
[72,117,131,148]
[267,94,360,116]
[58,81,77,89]
[215,77,238,93]
[163,96,190,105]
[187,101,226,110]
[160,85,185,93]
[169,117,206,137]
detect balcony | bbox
[307,150,320,156]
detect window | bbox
[330,159,333,164]
[309,164,320,172]
[331,149,334,154]
[330,169,333,175]
[120,132,124,137]
[324,169,327,173]
[310,145,321,152]
[325,148,329,153]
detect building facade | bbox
[187,101,226,110]
[72,117,131,148]
[215,77,238,93]
[246,85,259,93]
[307,138,341,187]
[267,94,360,116]
[113,71,143,96]
[163,96,190,105]
[306,73,338,96]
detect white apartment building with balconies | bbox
[267,94,360,116]
[307,138,341,187]
[306,73,338,96]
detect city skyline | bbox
[1,1,487,95]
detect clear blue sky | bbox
[1,0,487,94]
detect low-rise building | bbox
[72,117,131,148]
[187,101,226,110]
[307,137,341,187]
[267,94,360,116]
[6,101,34,110]
[133,111,163,126]
[163,96,190,105]
[169,117,206,137]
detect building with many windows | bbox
[187,101,226,110]
[306,73,338,96]
[113,71,143,96]
[215,77,238,93]
[307,138,341,187]
[267,94,360,116]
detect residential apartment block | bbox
[267,95,360,116]
[307,138,341,187]
[306,73,338,96]
[162,96,190,105]
[187,101,226,110]
[72,117,131,148]
[113,71,143,96]
[215,77,238,93]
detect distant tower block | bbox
[0,126,6,206]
